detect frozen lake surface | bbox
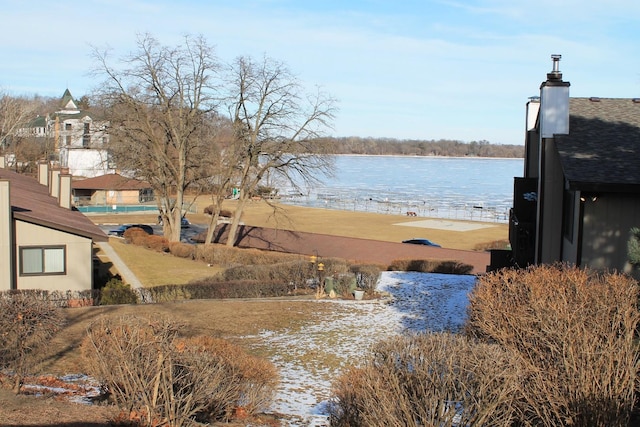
[278,155,523,223]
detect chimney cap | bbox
[547,54,563,81]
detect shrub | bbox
[466,264,640,426]
[388,258,473,274]
[81,316,278,426]
[146,280,296,302]
[142,234,170,252]
[99,277,138,305]
[169,241,196,259]
[0,292,65,393]
[219,259,316,288]
[328,333,520,426]
[432,260,473,274]
[194,244,303,268]
[177,336,279,418]
[203,206,233,218]
[316,258,349,276]
[326,273,358,298]
[122,226,148,244]
[473,239,510,251]
[349,264,382,292]
[627,227,640,267]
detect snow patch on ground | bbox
[16,271,477,426]
[247,271,477,426]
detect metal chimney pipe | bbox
[551,54,561,72]
[547,54,563,81]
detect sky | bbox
[1,0,639,144]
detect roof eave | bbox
[566,180,640,194]
[13,213,109,242]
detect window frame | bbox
[19,245,67,276]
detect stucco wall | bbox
[15,220,93,292]
[89,189,141,205]
[62,149,114,178]
[106,189,140,205]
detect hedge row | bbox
[388,258,473,274]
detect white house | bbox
[20,89,115,178]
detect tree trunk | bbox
[205,212,219,244]
[170,210,181,242]
[204,193,227,244]
[226,195,248,247]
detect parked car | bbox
[402,238,441,247]
[157,217,190,228]
[108,224,154,237]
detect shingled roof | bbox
[555,98,640,193]
[71,173,151,190]
[0,168,108,242]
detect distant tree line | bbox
[316,136,524,158]
[1,32,521,248]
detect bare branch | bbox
[91,34,221,241]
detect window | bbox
[107,152,116,169]
[19,246,66,275]
[83,122,90,147]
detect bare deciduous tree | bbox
[0,92,37,150]
[0,92,43,172]
[216,55,337,246]
[91,34,220,241]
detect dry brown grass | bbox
[106,238,222,286]
[89,198,508,251]
[36,298,334,376]
[92,199,507,286]
[3,200,511,425]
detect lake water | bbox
[278,155,523,223]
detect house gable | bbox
[14,220,93,292]
[0,164,108,291]
[501,56,640,278]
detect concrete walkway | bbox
[96,241,143,289]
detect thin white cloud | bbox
[1,0,638,142]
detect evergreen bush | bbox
[99,277,138,305]
[627,227,640,267]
